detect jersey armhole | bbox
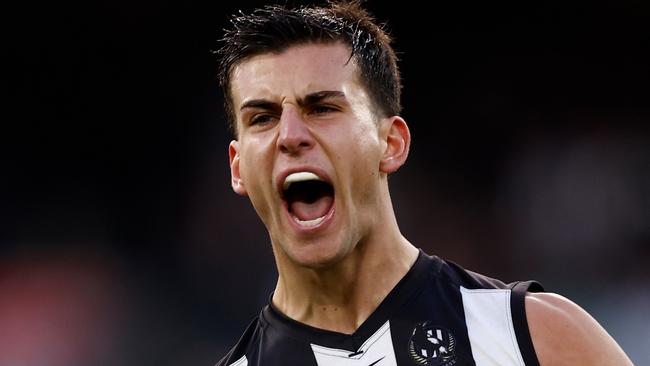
[511,280,544,366]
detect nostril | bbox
[279,141,311,154]
[277,132,314,154]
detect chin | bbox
[282,238,351,269]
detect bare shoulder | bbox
[525,292,634,366]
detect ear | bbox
[379,116,411,174]
[229,140,247,196]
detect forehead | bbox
[230,42,363,107]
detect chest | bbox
[252,287,527,366]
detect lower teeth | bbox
[295,215,325,227]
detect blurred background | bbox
[2,0,649,365]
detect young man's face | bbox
[228,42,395,268]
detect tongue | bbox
[290,196,333,221]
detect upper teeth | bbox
[283,172,323,191]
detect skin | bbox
[228,42,418,333]
[526,292,634,365]
[227,41,633,363]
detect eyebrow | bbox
[299,90,346,106]
[239,90,346,112]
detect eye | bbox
[250,113,277,126]
[310,105,338,115]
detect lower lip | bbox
[283,199,336,235]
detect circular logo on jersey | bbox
[408,322,456,366]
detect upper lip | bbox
[276,166,332,199]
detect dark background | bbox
[2,1,649,365]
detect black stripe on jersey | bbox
[511,280,544,366]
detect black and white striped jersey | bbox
[216,250,543,366]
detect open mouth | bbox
[282,172,335,228]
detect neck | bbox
[271,216,418,334]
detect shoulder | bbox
[432,254,510,289]
[525,292,633,366]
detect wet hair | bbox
[215,0,402,134]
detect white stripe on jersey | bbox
[228,354,247,366]
[310,320,397,366]
[460,287,525,366]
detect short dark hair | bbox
[215,0,402,134]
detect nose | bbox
[277,106,314,155]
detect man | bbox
[214,1,633,365]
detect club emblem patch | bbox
[408,322,456,366]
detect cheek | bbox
[239,150,273,217]
[352,127,383,170]
[243,179,274,227]
[346,135,383,198]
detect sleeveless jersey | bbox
[216,250,543,366]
